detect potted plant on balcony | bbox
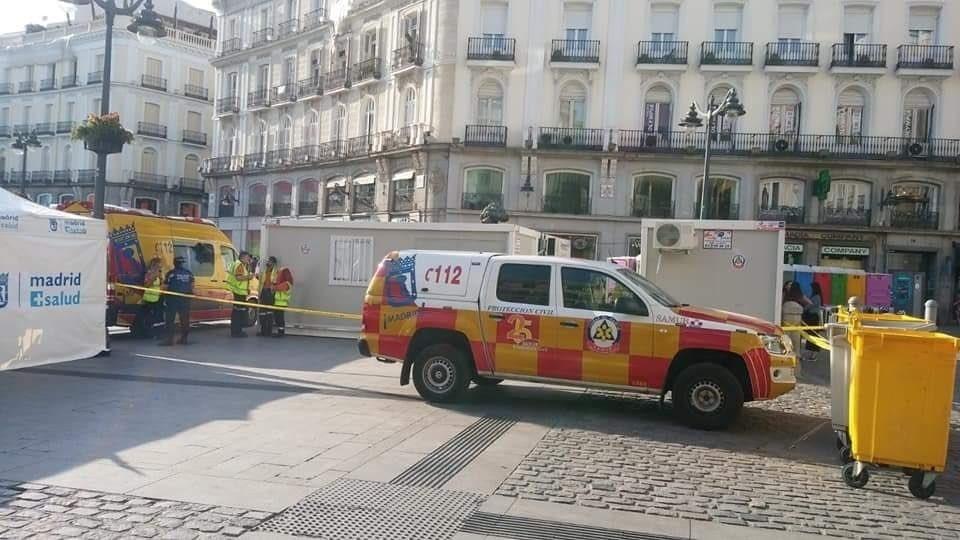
[72,113,133,155]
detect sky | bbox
[2,0,215,35]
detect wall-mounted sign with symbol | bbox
[731,254,747,269]
[703,229,732,250]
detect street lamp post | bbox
[679,89,746,220]
[12,130,42,199]
[61,0,165,219]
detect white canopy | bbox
[0,188,107,370]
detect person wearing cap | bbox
[270,257,293,337]
[226,251,255,338]
[160,255,195,346]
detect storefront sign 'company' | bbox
[821,246,870,257]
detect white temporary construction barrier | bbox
[0,188,106,369]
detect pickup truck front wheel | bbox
[412,344,471,403]
[672,363,744,430]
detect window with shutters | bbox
[476,80,503,125]
[183,154,199,180]
[227,72,238,97]
[361,98,376,138]
[909,7,939,45]
[842,6,873,61]
[775,4,808,59]
[187,111,202,133]
[481,2,507,37]
[144,102,160,124]
[141,148,158,174]
[257,64,269,90]
[362,30,378,60]
[283,57,296,84]
[63,145,72,170]
[564,4,591,41]
[329,236,374,286]
[188,68,204,87]
[650,5,678,43]
[298,179,319,215]
[334,106,347,140]
[146,58,162,78]
[714,4,741,42]
[305,110,320,145]
[769,87,801,135]
[836,88,866,142]
[279,116,292,148]
[559,82,586,128]
[310,49,323,82]
[403,87,417,127]
[643,85,672,135]
[402,12,419,41]
[902,89,934,141]
[256,120,268,153]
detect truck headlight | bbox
[760,334,790,355]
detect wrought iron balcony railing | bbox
[251,28,274,48]
[34,123,55,135]
[538,127,604,151]
[393,42,424,70]
[182,130,207,146]
[822,207,871,227]
[464,125,507,147]
[277,19,299,39]
[271,83,297,103]
[631,201,675,219]
[303,8,326,31]
[890,210,938,230]
[53,170,72,183]
[0,83,11,94]
[179,177,204,193]
[248,88,270,108]
[137,122,167,138]
[831,43,886,68]
[550,39,601,63]
[758,206,805,224]
[765,42,820,67]
[60,75,77,88]
[87,71,103,84]
[324,68,348,90]
[39,78,56,91]
[76,169,96,184]
[636,40,688,65]
[701,41,753,65]
[298,77,323,99]
[467,37,516,61]
[219,37,241,56]
[184,84,209,100]
[217,96,240,114]
[130,171,168,186]
[18,81,35,92]
[352,58,381,83]
[544,194,590,215]
[141,74,167,91]
[897,44,953,70]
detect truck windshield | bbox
[616,268,680,307]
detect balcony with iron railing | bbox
[538,127,604,151]
[34,123,55,135]
[324,68,348,91]
[76,169,96,184]
[130,171,168,187]
[53,170,71,183]
[87,71,103,84]
[303,8,326,31]
[137,122,167,138]
[265,148,292,168]
[897,44,953,70]
[758,206,805,224]
[8,171,26,184]
[39,78,56,91]
[184,84,209,100]
[550,39,601,63]
[631,201,674,219]
[395,125,414,146]
[219,37,241,56]
[60,74,77,88]
[182,130,207,146]
[277,19,299,39]
[636,40,688,66]
[467,37,516,62]
[822,207,871,227]
[464,125,507,147]
[13,124,30,136]
[393,42,424,71]
[30,171,53,184]
[244,152,267,170]
[462,192,503,211]
[544,195,590,215]
[0,83,11,95]
[352,58,382,84]
[248,88,270,108]
[179,177,205,193]
[217,96,240,114]
[701,42,753,66]
[0,126,10,137]
[141,74,167,91]
[297,77,323,99]
[271,83,297,103]
[251,28,274,48]
[344,135,373,157]
[831,43,886,68]
[889,209,938,230]
[200,156,239,175]
[18,80,34,93]
[765,42,820,67]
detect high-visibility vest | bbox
[274,267,292,307]
[142,276,161,303]
[225,260,248,296]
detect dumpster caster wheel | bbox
[839,446,853,464]
[842,463,869,488]
[908,473,936,500]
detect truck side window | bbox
[496,264,551,306]
[561,267,648,317]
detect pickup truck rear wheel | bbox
[672,363,744,430]
[412,344,471,403]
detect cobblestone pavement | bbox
[495,383,960,539]
[0,480,271,539]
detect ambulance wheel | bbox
[473,376,503,387]
[412,344,471,403]
[842,463,869,488]
[908,472,936,499]
[672,363,743,430]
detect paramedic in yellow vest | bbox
[257,256,277,337]
[271,258,293,337]
[135,257,163,338]
[226,251,254,338]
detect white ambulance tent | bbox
[0,188,107,370]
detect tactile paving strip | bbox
[255,478,484,540]
[391,416,516,488]
[460,512,682,540]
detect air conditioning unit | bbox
[907,142,927,158]
[653,221,697,251]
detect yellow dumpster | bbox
[841,327,959,499]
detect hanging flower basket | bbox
[72,113,133,155]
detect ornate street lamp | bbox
[61,0,165,218]
[12,130,42,199]
[679,88,747,220]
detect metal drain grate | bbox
[256,478,483,540]
[390,416,516,489]
[461,512,683,540]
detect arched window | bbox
[643,85,672,135]
[298,179,319,215]
[361,99,376,138]
[256,120,268,154]
[758,178,805,223]
[134,197,158,213]
[903,88,934,141]
[476,80,503,125]
[709,85,737,138]
[248,183,267,216]
[888,181,938,229]
[837,87,867,142]
[334,106,347,141]
[179,202,200,218]
[695,176,740,219]
[272,181,293,216]
[770,87,801,135]
[279,115,292,148]
[559,82,587,128]
[403,87,417,126]
[462,168,504,210]
[632,175,674,218]
[219,185,236,217]
[305,110,320,145]
[822,179,871,226]
[324,177,347,214]
[544,171,590,215]
[141,148,158,174]
[36,193,53,207]
[62,145,72,170]
[183,154,200,180]
[352,173,376,214]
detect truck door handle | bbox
[560,321,579,328]
[488,314,504,320]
